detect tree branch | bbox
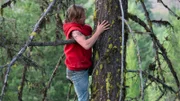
[1,0,16,8]
[42,54,64,101]
[29,39,76,46]
[0,45,40,70]
[18,64,28,101]
[127,70,176,93]
[155,91,165,101]
[0,64,8,69]
[121,16,144,101]
[67,83,73,101]
[158,0,180,20]
[119,0,126,100]
[0,0,58,100]
[151,19,173,27]
[139,0,180,89]
[29,36,91,46]
[128,13,151,32]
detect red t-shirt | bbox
[63,22,92,71]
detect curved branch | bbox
[128,13,151,32]
[151,20,173,27]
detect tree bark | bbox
[91,0,128,101]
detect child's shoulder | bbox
[84,24,92,32]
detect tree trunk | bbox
[91,0,128,101]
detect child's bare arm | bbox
[72,20,110,50]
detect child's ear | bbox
[71,18,76,22]
[72,18,78,23]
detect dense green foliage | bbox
[126,0,180,101]
[0,0,180,101]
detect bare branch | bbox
[158,0,180,20]
[155,46,166,83]
[127,70,176,93]
[29,39,76,46]
[130,12,180,89]
[1,0,15,8]
[128,13,151,32]
[29,36,91,46]
[119,0,126,100]
[18,42,34,101]
[139,0,180,89]
[155,91,165,101]
[18,65,28,101]
[132,31,151,35]
[0,64,8,69]
[42,54,64,101]
[151,20,173,27]
[67,83,73,101]
[0,0,58,100]
[54,12,63,40]
[20,55,40,69]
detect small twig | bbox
[20,55,40,69]
[132,31,151,35]
[67,83,73,101]
[155,91,165,101]
[155,47,166,83]
[73,95,77,101]
[42,54,65,101]
[18,65,28,101]
[0,54,40,70]
[127,70,176,93]
[18,48,31,101]
[158,0,180,20]
[128,13,150,32]
[151,20,173,27]
[0,64,8,69]
[54,12,63,40]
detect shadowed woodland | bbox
[0,0,180,101]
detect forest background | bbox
[0,0,180,101]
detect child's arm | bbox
[72,20,110,50]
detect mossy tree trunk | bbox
[91,0,128,101]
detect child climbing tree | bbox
[1,0,180,101]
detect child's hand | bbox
[96,20,110,35]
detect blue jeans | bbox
[66,68,89,101]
